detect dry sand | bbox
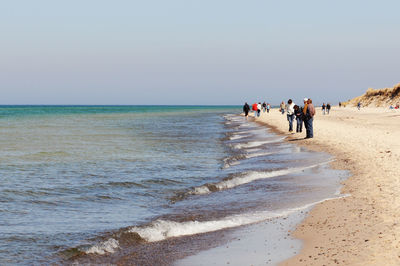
[253,106,400,265]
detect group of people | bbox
[243,98,315,139]
[242,102,271,118]
[285,98,315,138]
[321,103,331,115]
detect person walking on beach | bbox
[266,103,271,113]
[243,102,250,119]
[339,102,342,107]
[357,102,361,110]
[303,98,315,138]
[326,103,331,114]
[286,99,295,132]
[257,102,262,117]
[262,102,267,113]
[280,101,286,114]
[294,104,303,133]
[252,102,258,117]
[322,103,326,115]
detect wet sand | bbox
[254,107,400,265]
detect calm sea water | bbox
[0,106,347,265]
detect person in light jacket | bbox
[280,101,286,114]
[257,102,262,117]
[286,99,295,132]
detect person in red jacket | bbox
[252,102,258,117]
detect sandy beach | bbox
[252,106,400,265]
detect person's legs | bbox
[307,118,314,138]
[296,117,302,132]
[254,111,257,117]
[299,118,303,132]
[304,119,309,138]
[287,114,294,131]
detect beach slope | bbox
[255,107,400,265]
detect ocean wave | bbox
[245,151,273,159]
[85,238,119,255]
[233,137,285,149]
[190,162,329,195]
[222,151,273,169]
[129,195,347,243]
[228,134,247,141]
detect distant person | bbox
[243,102,250,119]
[280,101,286,114]
[257,102,262,117]
[357,102,361,110]
[322,103,326,115]
[262,102,267,113]
[294,105,303,133]
[252,102,258,117]
[266,103,271,113]
[326,103,331,114]
[303,98,315,138]
[286,99,295,132]
[339,102,342,108]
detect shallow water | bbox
[0,106,347,265]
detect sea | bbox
[0,105,348,265]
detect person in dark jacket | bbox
[262,102,267,113]
[294,105,303,133]
[303,99,315,138]
[326,103,331,114]
[243,102,250,119]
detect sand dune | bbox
[344,83,400,107]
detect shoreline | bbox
[255,107,400,265]
[174,111,347,266]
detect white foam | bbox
[193,186,212,194]
[191,162,328,195]
[245,151,272,159]
[234,137,285,149]
[229,134,246,141]
[86,238,119,255]
[129,196,346,243]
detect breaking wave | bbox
[190,162,329,195]
[128,195,346,243]
[85,238,119,255]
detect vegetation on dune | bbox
[343,83,400,107]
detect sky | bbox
[1,0,399,105]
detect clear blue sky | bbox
[1,0,399,105]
